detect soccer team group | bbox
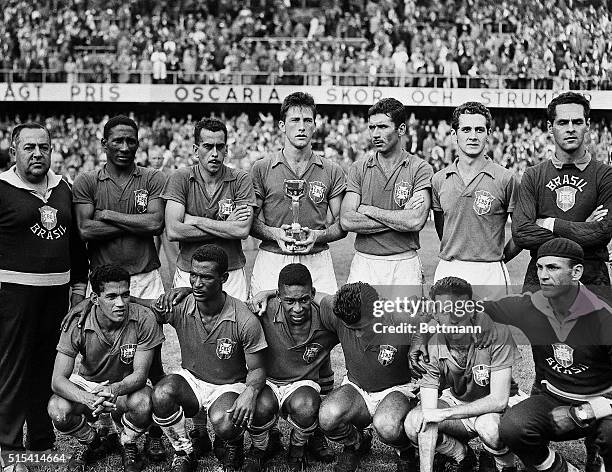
[0,91,611,472]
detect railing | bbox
[0,68,608,90]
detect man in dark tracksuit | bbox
[511,92,612,471]
[0,123,87,466]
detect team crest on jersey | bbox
[119,344,137,364]
[134,189,149,213]
[394,181,412,207]
[303,343,324,364]
[218,199,235,220]
[308,181,327,204]
[472,364,490,387]
[39,205,58,230]
[378,345,397,366]
[552,343,574,368]
[216,338,236,360]
[555,186,577,212]
[473,190,495,216]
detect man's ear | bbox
[398,122,407,136]
[572,264,584,282]
[222,271,229,284]
[311,287,316,298]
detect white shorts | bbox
[341,376,417,417]
[250,249,338,296]
[438,388,529,434]
[173,267,248,302]
[347,251,424,298]
[176,368,246,411]
[266,379,321,413]
[86,269,164,299]
[434,260,510,300]
[69,374,152,394]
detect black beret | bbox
[537,237,583,263]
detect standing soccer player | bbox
[432,102,519,299]
[163,118,255,301]
[72,115,168,461]
[0,123,87,472]
[341,98,433,289]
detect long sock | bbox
[63,416,97,444]
[435,433,466,463]
[153,407,193,454]
[192,410,208,435]
[482,443,516,471]
[120,414,147,446]
[534,449,556,471]
[248,416,277,451]
[325,423,360,448]
[97,412,118,435]
[287,418,317,447]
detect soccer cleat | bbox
[170,452,198,472]
[445,446,477,472]
[98,432,121,456]
[121,443,142,472]
[306,427,334,463]
[332,428,373,472]
[143,431,167,462]
[287,430,308,472]
[395,448,417,472]
[242,446,268,472]
[267,426,284,458]
[213,435,225,462]
[66,436,101,472]
[189,429,212,458]
[221,436,244,471]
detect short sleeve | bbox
[56,320,82,358]
[72,173,95,205]
[161,168,189,205]
[489,324,522,371]
[413,159,434,193]
[250,160,266,201]
[318,295,340,333]
[135,306,166,351]
[431,172,443,212]
[505,173,518,214]
[234,171,257,207]
[328,162,347,199]
[147,169,167,201]
[418,337,442,389]
[238,309,268,354]
[346,161,363,195]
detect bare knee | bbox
[252,387,279,426]
[474,414,503,449]
[403,407,422,443]
[125,388,153,420]
[152,376,181,415]
[287,390,320,427]
[373,412,404,444]
[319,398,347,432]
[47,395,77,429]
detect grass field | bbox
[34,221,588,471]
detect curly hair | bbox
[429,277,473,301]
[333,282,379,325]
[90,264,130,295]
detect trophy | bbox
[218,198,235,220]
[284,179,307,251]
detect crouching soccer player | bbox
[246,264,340,471]
[404,277,522,472]
[144,245,270,472]
[47,265,164,472]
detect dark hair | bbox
[11,123,51,146]
[280,92,316,122]
[192,244,229,275]
[194,118,228,145]
[90,264,130,295]
[547,92,590,122]
[429,277,473,300]
[451,102,492,131]
[103,115,138,140]
[367,98,406,129]
[278,263,313,289]
[333,282,379,325]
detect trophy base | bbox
[285,227,307,251]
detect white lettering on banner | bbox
[0,84,602,107]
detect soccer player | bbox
[47,265,164,472]
[512,92,612,290]
[146,245,270,472]
[404,277,522,472]
[340,98,433,289]
[318,282,419,472]
[473,238,612,472]
[432,102,519,299]
[72,115,168,460]
[246,264,340,471]
[163,117,255,301]
[0,123,88,470]
[249,91,346,296]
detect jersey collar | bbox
[442,158,496,179]
[550,151,591,171]
[0,166,63,202]
[97,163,142,181]
[271,150,323,169]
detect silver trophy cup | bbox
[284,179,306,250]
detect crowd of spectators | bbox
[1,111,610,183]
[2,0,612,89]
